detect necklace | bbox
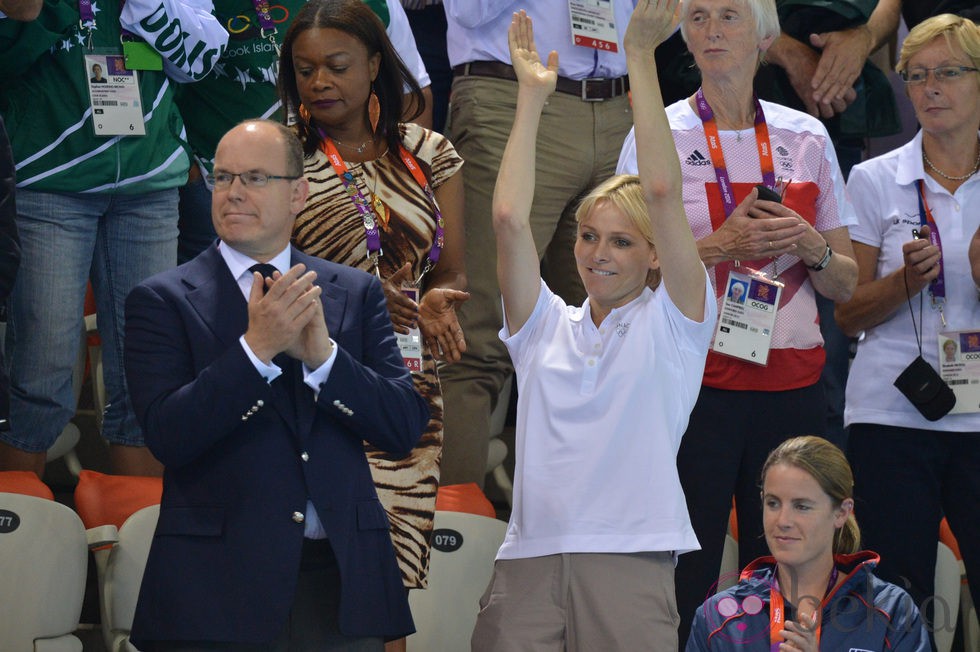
[358,162,389,228]
[922,141,980,181]
[332,135,374,154]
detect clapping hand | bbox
[419,287,470,362]
[779,610,819,652]
[244,264,330,367]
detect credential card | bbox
[85,54,146,136]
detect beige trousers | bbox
[471,551,679,651]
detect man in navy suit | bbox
[124,119,428,650]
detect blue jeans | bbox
[2,188,178,452]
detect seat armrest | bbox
[87,524,119,551]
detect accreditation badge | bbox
[568,0,619,52]
[84,52,147,136]
[397,286,423,373]
[938,330,980,414]
[712,269,782,365]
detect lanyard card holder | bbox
[937,330,980,414]
[397,287,423,373]
[712,267,782,365]
[84,49,147,136]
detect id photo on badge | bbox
[727,279,747,304]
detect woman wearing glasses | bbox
[836,14,980,646]
[276,0,468,633]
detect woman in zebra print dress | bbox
[278,0,467,594]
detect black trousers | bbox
[151,539,384,652]
[849,422,980,646]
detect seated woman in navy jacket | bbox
[687,435,930,652]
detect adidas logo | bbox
[776,146,789,156]
[686,150,711,166]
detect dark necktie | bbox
[248,263,278,294]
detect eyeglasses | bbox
[900,65,979,85]
[207,171,302,188]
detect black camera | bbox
[893,356,956,421]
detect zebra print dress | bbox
[293,123,464,589]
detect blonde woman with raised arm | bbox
[471,3,716,650]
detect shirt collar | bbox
[218,241,292,281]
[894,129,929,188]
[895,129,980,193]
[572,287,654,325]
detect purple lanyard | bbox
[320,135,385,275]
[319,130,444,284]
[250,0,280,53]
[251,0,276,30]
[79,0,95,21]
[916,180,946,305]
[694,88,777,217]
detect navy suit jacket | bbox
[124,244,427,645]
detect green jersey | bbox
[0,0,226,194]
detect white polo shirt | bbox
[845,130,980,432]
[497,277,715,560]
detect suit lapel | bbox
[184,247,249,352]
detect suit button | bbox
[292,511,305,523]
[301,452,310,462]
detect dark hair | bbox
[762,436,861,555]
[277,0,425,156]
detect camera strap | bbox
[904,265,925,358]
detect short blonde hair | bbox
[574,175,662,291]
[897,13,980,75]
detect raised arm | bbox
[492,11,556,333]
[625,0,707,321]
